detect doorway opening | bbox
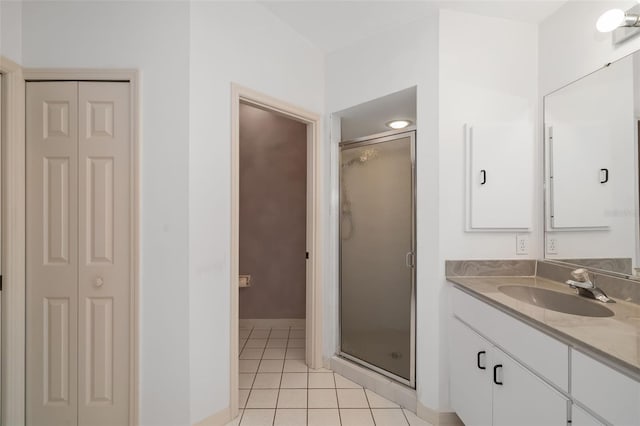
[230,85,323,420]
[237,99,308,412]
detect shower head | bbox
[343,148,379,168]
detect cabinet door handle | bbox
[493,364,503,385]
[480,169,487,185]
[477,351,486,370]
[600,168,609,184]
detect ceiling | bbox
[260,1,568,52]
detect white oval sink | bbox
[498,285,614,318]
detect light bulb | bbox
[596,8,625,33]
[386,120,412,129]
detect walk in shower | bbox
[339,130,416,388]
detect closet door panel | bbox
[77,82,130,425]
[26,81,79,426]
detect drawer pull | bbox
[493,364,503,385]
[477,351,486,370]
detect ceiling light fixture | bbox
[596,8,640,33]
[386,120,412,130]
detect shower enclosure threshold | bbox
[330,355,417,411]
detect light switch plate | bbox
[516,234,529,255]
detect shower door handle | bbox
[405,252,415,268]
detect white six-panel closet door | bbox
[27,82,80,426]
[26,81,130,426]
[77,82,130,426]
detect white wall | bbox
[188,2,324,423]
[325,11,442,411]
[438,9,539,411]
[21,2,192,425]
[439,9,539,261]
[0,0,22,63]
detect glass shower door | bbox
[339,131,415,387]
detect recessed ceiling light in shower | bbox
[386,120,412,130]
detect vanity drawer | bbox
[572,350,640,425]
[452,287,569,391]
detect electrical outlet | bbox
[546,237,558,255]
[516,234,529,255]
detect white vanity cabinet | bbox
[571,350,640,425]
[451,318,568,426]
[450,286,640,426]
[571,406,603,426]
[451,287,570,425]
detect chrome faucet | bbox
[565,268,615,304]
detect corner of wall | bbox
[417,399,464,426]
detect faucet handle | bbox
[571,268,591,282]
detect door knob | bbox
[95,277,104,288]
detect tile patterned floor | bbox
[228,325,431,426]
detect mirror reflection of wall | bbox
[544,53,640,276]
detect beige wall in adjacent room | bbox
[239,103,307,319]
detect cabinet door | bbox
[468,124,533,230]
[571,349,640,425]
[450,319,492,426]
[492,350,567,426]
[572,406,604,426]
[549,124,611,228]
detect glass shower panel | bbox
[340,132,415,385]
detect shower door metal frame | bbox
[338,128,416,389]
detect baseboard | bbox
[193,407,231,426]
[417,400,464,426]
[239,318,305,328]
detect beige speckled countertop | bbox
[448,275,640,380]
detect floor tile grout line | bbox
[306,340,310,426]
[334,379,343,426]
[401,407,412,426]
[363,387,378,426]
[247,327,260,398]
[272,326,288,424]
[238,325,252,354]
[238,326,254,425]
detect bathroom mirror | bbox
[543,51,640,277]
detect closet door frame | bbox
[16,69,140,425]
[1,55,26,426]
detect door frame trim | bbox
[1,55,26,426]
[20,68,141,426]
[230,83,323,419]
